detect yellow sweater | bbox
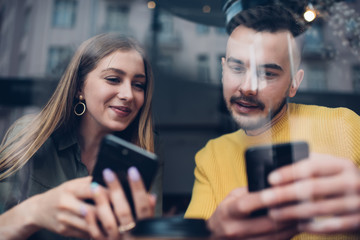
[185,103,360,240]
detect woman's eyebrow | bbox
[101,68,146,78]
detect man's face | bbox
[222,25,303,132]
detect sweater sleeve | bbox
[184,142,218,220]
[341,108,360,167]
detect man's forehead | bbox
[226,26,295,61]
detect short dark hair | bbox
[227,5,305,37]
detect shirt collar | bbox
[52,128,79,151]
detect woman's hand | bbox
[26,176,96,239]
[88,167,156,240]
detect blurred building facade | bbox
[0,0,228,85]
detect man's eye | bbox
[258,70,277,79]
[229,65,246,73]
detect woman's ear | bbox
[288,69,304,98]
[76,88,84,99]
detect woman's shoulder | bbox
[2,115,36,144]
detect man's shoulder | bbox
[207,130,243,146]
[197,130,244,157]
[291,103,359,119]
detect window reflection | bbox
[0,0,360,218]
[52,0,77,28]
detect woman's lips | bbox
[110,106,132,117]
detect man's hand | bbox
[207,188,298,240]
[260,153,360,234]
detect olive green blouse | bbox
[0,128,162,240]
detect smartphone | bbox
[91,134,159,217]
[245,141,309,216]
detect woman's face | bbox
[80,49,146,135]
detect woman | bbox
[0,33,158,240]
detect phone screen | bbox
[245,141,309,216]
[91,134,159,217]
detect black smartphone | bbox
[91,134,159,217]
[245,141,309,216]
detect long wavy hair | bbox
[0,33,154,181]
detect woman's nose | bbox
[117,81,133,101]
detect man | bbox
[185,5,360,240]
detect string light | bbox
[304,3,317,22]
[147,1,156,9]
[202,5,211,13]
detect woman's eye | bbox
[105,77,120,83]
[132,82,145,91]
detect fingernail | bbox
[128,167,140,181]
[269,172,282,184]
[261,189,276,204]
[103,168,115,182]
[90,182,99,193]
[151,193,158,202]
[80,205,87,217]
[269,209,281,219]
[304,218,342,231]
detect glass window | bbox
[157,55,173,76]
[197,54,210,82]
[24,7,32,35]
[217,55,225,83]
[196,24,209,35]
[105,4,129,32]
[353,65,360,92]
[159,11,174,35]
[52,0,77,28]
[303,23,324,55]
[46,46,73,77]
[306,64,327,90]
[0,6,4,49]
[216,27,227,35]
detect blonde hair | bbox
[0,33,154,181]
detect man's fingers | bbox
[269,153,356,185]
[268,194,360,220]
[244,226,298,240]
[228,189,268,218]
[298,214,360,234]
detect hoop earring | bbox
[74,96,86,116]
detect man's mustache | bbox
[230,95,265,110]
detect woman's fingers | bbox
[90,182,118,238]
[128,167,154,219]
[84,206,107,240]
[103,168,134,226]
[92,167,154,238]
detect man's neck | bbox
[245,104,288,136]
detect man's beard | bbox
[226,95,288,131]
